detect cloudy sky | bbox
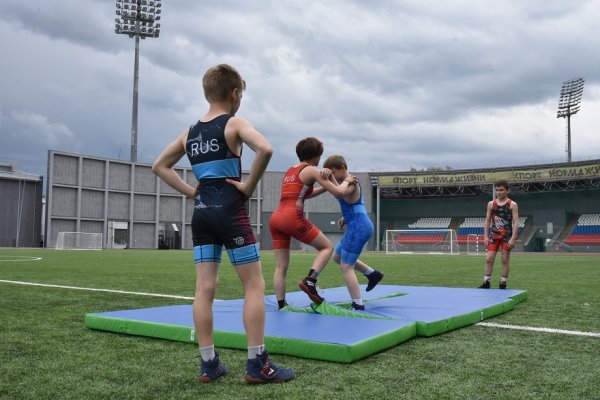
[1,0,600,179]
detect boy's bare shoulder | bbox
[228,115,251,126]
[302,164,319,175]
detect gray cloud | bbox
[1,0,599,179]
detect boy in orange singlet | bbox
[479,180,520,289]
[269,137,355,308]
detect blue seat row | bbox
[571,225,600,234]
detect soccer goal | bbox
[385,229,459,255]
[466,234,485,255]
[55,232,103,250]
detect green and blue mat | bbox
[85,285,526,363]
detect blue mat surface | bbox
[86,285,526,362]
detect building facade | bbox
[45,151,376,250]
[0,163,43,247]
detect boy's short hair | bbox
[202,64,246,102]
[494,179,510,189]
[323,155,347,170]
[296,137,324,161]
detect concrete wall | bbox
[0,170,43,247]
[46,152,378,251]
[47,151,205,249]
[46,151,262,249]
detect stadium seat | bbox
[408,217,451,229]
[564,214,600,246]
[402,218,452,244]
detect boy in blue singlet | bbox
[152,64,293,384]
[322,155,384,310]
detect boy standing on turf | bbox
[479,179,520,289]
[322,155,384,310]
[152,64,294,384]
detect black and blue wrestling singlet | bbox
[186,114,259,266]
[186,114,241,180]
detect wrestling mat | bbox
[85,285,527,363]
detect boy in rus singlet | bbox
[153,64,293,384]
[479,179,520,289]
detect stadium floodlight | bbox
[115,0,162,163]
[556,77,584,163]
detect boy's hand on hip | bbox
[226,178,252,198]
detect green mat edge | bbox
[85,314,416,363]
[416,291,528,337]
[510,290,528,304]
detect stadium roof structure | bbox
[0,163,42,183]
[368,159,600,199]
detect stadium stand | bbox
[408,217,451,229]
[564,214,600,245]
[394,217,452,245]
[457,217,527,244]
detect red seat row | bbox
[564,234,600,245]
[395,235,446,244]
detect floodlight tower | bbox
[115,0,162,163]
[556,77,584,163]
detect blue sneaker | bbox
[197,352,229,383]
[244,352,295,384]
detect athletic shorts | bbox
[269,209,321,250]
[191,180,259,266]
[487,236,511,252]
[334,214,373,265]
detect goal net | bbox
[466,234,485,255]
[385,229,459,255]
[55,232,103,250]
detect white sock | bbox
[484,275,491,282]
[248,344,265,360]
[199,345,215,362]
[352,298,363,305]
[363,267,374,276]
[501,276,507,283]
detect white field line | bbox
[477,322,600,338]
[0,279,194,300]
[0,256,42,261]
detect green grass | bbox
[1,249,599,399]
